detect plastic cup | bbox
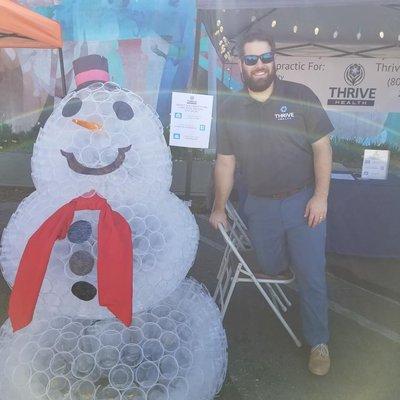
[160,332,180,353]
[95,346,119,369]
[158,318,176,332]
[50,317,71,330]
[39,329,59,348]
[159,355,179,381]
[174,347,193,370]
[71,353,96,379]
[78,335,101,354]
[135,361,159,388]
[143,339,164,362]
[147,384,168,400]
[50,352,74,375]
[176,324,193,343]
[168,377,189,400]
[100,330,122,347]
[139,313,157,323]
[151,305,171,318]
[120,344,143,368]
[70,380,95,400]
[149,232,165,251]
[95,385,121,400]
[61,322,84,336]
[55,332,78,352]
[47,376,70,400]
[32,348,53,371]
[145,215,161,232]
[109,364,133,390]
[12,364,31,386]
[121,387,146,400]
[121,327,143,345]
[29,371,49,397]
[170,311,186,324]
[142,323,162,340]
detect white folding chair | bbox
[213,220,301,348]
[216,201,293,314]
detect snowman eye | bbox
[62,97,83,117]
[113,101,134,120]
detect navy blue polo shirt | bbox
[217,79,334,197]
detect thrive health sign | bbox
[275,57,400,112]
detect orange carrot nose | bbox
[72,118,102,132]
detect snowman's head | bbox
[32,55,172,199]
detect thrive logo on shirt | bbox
[275,105,295,121]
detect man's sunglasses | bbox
[241,52,275,66]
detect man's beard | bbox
[242,65,276,92]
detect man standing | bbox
[209,30,333,376]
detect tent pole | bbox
[184,9,202,202]
[58,48,67,98]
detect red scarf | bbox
[8,193,133,331]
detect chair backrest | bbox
[225,201,252,251]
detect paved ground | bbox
[0,194,399,399]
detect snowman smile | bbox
[60,145,132,175]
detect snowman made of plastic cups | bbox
[0,55,227,400]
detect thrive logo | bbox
[275,105,294,120]
[328,63,376,107]
[344,64,365,86]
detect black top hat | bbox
[73,54,110,91]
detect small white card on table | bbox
[361,149,390,180]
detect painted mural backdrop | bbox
[0,0,195,136]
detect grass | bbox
[331,137,400,170]
[0,123,37,153]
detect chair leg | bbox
[265,283,288,313]
[274,283,292,307]
[221,263,242,319]
[252,278,302,347]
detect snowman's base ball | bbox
[0,279,227,400]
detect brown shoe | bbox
[309,344,330,376]
[254,269,294,283]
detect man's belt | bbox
[269,184,311,199]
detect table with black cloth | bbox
[327,172,400,258]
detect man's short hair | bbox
[238,30,276,57]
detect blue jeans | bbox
[244,187,329,347]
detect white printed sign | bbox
[275,56,400,112]
[361,149,390,180]
[169,92,214,149]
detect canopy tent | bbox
[195,0,400,67]
[0,0,66,95]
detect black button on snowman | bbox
[0,55,227,400]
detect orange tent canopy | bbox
[0,0,63,49]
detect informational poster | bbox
[169,92,214,149]
[275,56,400,112]
[361,149,390,179]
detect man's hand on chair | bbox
[209,209,228,230]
